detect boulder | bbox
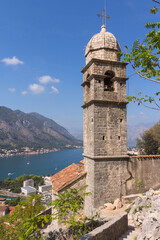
[107,204,116,210]
[127,188,160,239]
[113,198,123,209]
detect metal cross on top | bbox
[97,9,110,26]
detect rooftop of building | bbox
[80,159,84,164]
[21,186,36,191]
[51,163,85,192]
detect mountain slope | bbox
[127,122,157,147]
[0,106,82,149]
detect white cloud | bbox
[51,85,59,94]
[29,84,45,94]
[21,91,28,95]
[8,88,16,92]
[38,75,60,84]
[2,56,24,65]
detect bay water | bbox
[0,149,83,181]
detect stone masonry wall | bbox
[79,213,128,240]
[86,48,120,64]
[93,103,127,156]
[84,157,130,216]
[83,61,126,82]
[126,156,160,195]
[83,105,95,156]
[83,103,127,157]
[83,61,127,104]
[84,155,160,217]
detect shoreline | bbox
[0,146,83,158]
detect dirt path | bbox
[98,204,140,240]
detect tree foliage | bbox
[136,121,160,154]
[52,186,97,240]
[0,194,50,240]
[121,2,160,110]
[5,197,21,206]
[0,174,44,193]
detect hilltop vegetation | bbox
[136,121,160,155]
[0,174,44,193]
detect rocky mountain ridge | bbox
[0,106,82,149]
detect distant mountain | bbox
[0,106,82,149]
[68,122,158,147]
[127,122,157,147]
[67,127,83,141]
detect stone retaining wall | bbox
[127,156,160,195]
[79,213,128,240]
[84,155,160,216]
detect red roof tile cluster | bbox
[51,163,85,192]
[9,206,15,214]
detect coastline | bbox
[0,148,60,158]
[0,146,83,158]
[0,148,83,181]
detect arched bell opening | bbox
[104,70,115,91]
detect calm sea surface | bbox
[0,149,83,181]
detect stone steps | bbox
[118,224,140,240]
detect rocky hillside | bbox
[127,189,160,239]
[0,106,82,149]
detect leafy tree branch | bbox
[121,1,160,109]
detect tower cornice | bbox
[81,58,128,74]
[81,99,128,108]
[83,154,129,160]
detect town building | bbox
[21,186,36,196]
[0,204,10,217]
[44,176,52,185]
[23,179,34,188]
[39,184,52,193]
[51,163,86,196]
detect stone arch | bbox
[104,70,115,91]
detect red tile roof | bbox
[9,206,15,214]
[51,163,85,192]
[80,159,84,164]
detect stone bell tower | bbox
[82,15,129,216]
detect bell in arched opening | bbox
[104,70,115,91]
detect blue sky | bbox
[0,0,159,132]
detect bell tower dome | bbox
[85,24,121,64]
[82,17,129,216]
